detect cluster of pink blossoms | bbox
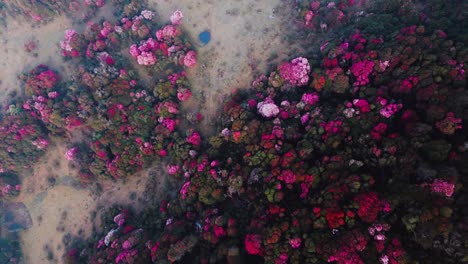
[376,97,402,118]
[304,10,314,26]
[140,10,155,20]
[65,116,83,131]
[155,10,183,40]
[1,184,21,196]
[245,234,262,255]
[48,91,59,98]
[289,237,302,249]
[177,87,192,101]
[156,101,179,115]
[100,21,114,38]
[97,52,115,66]
[129,38,159,65]
[328,245,365,264]
[160,118,177,132]
[155,25,180,41]
[23,96,51,122]
[138,141,155,155]
[167,164,180,175]
[136,51,156,65]
[398,76,419,93]
[183,50,197,67]
[280,170,296,184]
[35,70,60,89]
[65,147,79,161]
[279,57,311,86]
[186,131,201,146]
[301,92,319,105]
[257,98,280,118]
[321,120,343,134]
[113,212,126,226]
[115,249,138,263]
[368,223,391,241]
[180,181,190,199]
[370,123,388,140]
[170,10,183,25]
[430,179,455,197]
[350,60,375,86]
[31,138,49,150]
[351,99,371,113]
[380,103,401,118]
[128,10,197,67]
[60,29,80,57]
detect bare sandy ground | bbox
[0,0,302,263]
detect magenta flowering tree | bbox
[20,65,86,135]
[119,8,196,69]
[278,57,311,87]
[45,4,199,179]
[0,109,49,172]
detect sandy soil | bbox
[0,0,302,263]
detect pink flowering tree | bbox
[278,57,311,86]
[127,10,197,69]
[0,110,49,171]
[51,6,198,179]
